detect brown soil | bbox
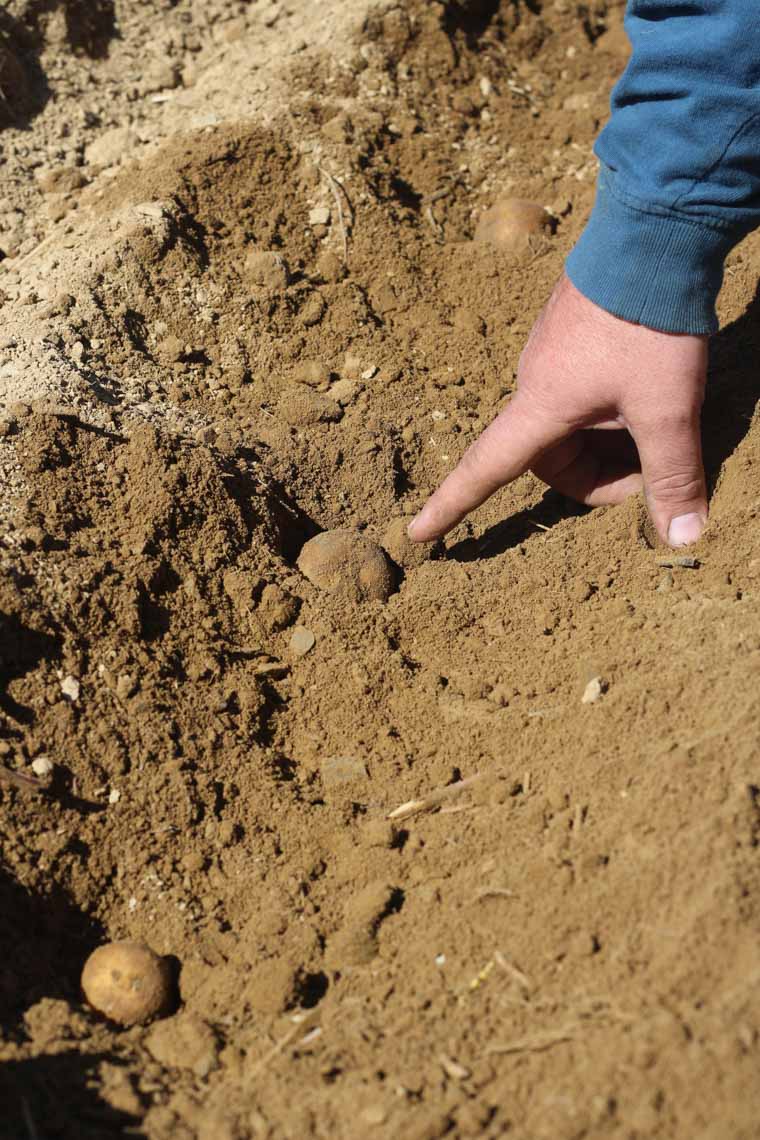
[2,2,760,1138]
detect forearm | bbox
[566,0,760,334]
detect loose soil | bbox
[1,2,760,1138]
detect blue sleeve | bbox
[565,0,760,334]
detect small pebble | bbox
[31,756,54,779]
[308,206,331,226]
[290,626,316,656]
[581,676,604,705]
[329,378,362,406]
[360,1105,388,1127]
[60,675,80,701]
[293,360,331,389]
[133,201,168,220]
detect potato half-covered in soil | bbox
[297,528,395,603]
[474,197,552,252]
[81,941,174,1026]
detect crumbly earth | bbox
[1,2,760,1138]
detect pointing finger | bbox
[408,395,569,542]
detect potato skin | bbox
[474,198,552,251]
[81,941,173,1026]
[297,529,395,603]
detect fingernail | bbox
[667,512,703,547]
[407,513,422,540]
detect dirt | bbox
[1,2,760,1138]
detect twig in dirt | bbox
[438,1053,470,1081]
[0,766,44,793]
[248,1012,318,1078]
[476,888,515,901]
[493,950,532,993]
[486,1027,575,1056]
[425,204,444,242]
[318,167,352,260]
[388,773,483,821]
[656,555,700,569]
[438,803,476,816]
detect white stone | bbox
[290,626,316,656]
[60,675,80,701]
[308,206,331,226]
[581,676,603,704]
[31,756,54,778]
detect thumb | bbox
[408,394,567,542]
[629,412,707,547]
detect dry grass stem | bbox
[388,773,483,821]
[494,950,533,993]
[318,167,352,259]
[486,1027,575,1056]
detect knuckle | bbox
[646,468,703,502]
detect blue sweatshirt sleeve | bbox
[565,0,760,335]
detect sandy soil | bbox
[2,2,760,1138]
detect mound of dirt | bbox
[2,1,760,1138]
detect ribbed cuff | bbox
[566,168,747,335]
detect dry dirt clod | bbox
[382,515,441,570]
[258,583,300,632]
[297,529,396,603]
[277,388,343,427]
[145,1012,219,1078]
[329,378,362,406]
[81,942,175,1027]
[245,250,290,290]
[321,754,368,788]
[474,197,553,252]
[293,360,331,389]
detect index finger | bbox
[407,395,569,542]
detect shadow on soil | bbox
[0,0,116,132]
[448,278,760,560]
[0,864,104,1033]
[0,1053,145,1140]
[703,278,760,491]
[0,869,144,1138]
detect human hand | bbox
[408,274,708,548]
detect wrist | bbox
[566,166,749,335]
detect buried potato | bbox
[81,941,175,1027]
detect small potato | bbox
[297,529,395,603]
[474,197,552,252]
[81,941,174,1027]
